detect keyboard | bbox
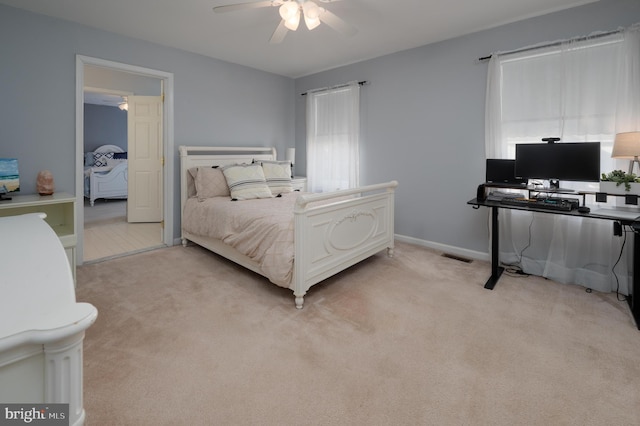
[500,197,575,212]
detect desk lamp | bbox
[612,131,640,174]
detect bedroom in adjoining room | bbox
[82,89,163,262]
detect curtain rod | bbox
[301,80,369,96]
[478,29,622,62]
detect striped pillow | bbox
[221,163,273,200]
[261,161,293,195]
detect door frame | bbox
[75,55,174,266]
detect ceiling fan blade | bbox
[213,0,281,14]
[319,8,357,37]
[269,20,289,44]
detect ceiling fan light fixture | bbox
[302,1,320,30]
[279,1,298,20]
[284,9,300,31]
[302,1,319,18]
[118,96,128,111]
[304,14,320,30]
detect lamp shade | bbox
[285,148,295,163]
[612,131,640,158]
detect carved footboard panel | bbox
[292,181,397,308]
[88,162,128,206]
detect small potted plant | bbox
[600,170,640,193]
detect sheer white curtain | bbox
[485,24,640,294]
[306,82,360,192]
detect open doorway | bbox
[75,56,174,266]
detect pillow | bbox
[221,163,273,200]
[194,167,230,200]
[93,152,114,167]
[113,152,128,160]
[85,152,95,167]
[261,160,293,195]
[106,158,127,168]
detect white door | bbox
[127,95,163,223]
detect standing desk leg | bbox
[629,229,640,329]
[485,206,505,290]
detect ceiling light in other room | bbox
[118,97,128,111]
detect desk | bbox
[468,197,640,329]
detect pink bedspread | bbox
[182,193,300,288]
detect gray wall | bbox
[294,0,640,255]
[0,4,294,240]
[83,104,127,154]
[1,1,638,255]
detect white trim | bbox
[75,55,175,265]
[394,234,490,262]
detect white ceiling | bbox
[83,92,127,107]
[1,0,598,78]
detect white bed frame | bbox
[85,144,128,206]
[179,146,398,309]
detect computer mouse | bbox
[578,206,591,213]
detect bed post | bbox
[179,146,189,247]
[387,183,396,258]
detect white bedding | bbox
[182,193,300,287]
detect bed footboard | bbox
[292,181,398,308]
[88,162,128,206]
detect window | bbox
[306,82,360,193]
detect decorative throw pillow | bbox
[194,167,231,200]
[221,163,273,200]
[106,158,127,168]
[261,160,293,195]
[113,152,128,160]
[93,152,114,167]
[85,152,95,167]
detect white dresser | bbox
[0,193,76,280]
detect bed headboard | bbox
[178,145,277,218]
[94,144,124,153]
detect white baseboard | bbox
[175,233,490,262]
[394,234,489,262]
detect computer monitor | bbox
[0,158,20,201]
[515,142,601,189]
[486,159,527,186]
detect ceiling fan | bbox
[213,0,357,44]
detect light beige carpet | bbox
[76,241,640,425]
